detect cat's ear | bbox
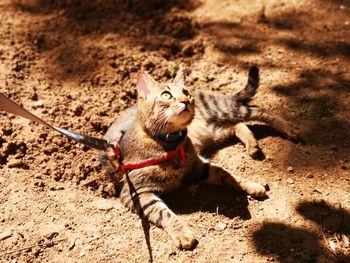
[136,71,157,99]
[173,65,185,86]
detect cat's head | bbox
[136,68,195,137]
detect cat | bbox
[100,66,299,250]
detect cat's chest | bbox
[121,139,195,191]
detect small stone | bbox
[93,199,114,211]
[31,92,38,101]
[44,232,58,240]
[340,164,347,170]
[0,229,13,241]
[182,44,194,57]
[307,173,314,178]
[339,5,346,10]
[287,178,294,184]
[68,238,76,250]
[7,159,29,170]
[33,100,44,108]
[216,222,227,231]
[79,244,93,257]
[287,166,294,172]
[73,105,84,116]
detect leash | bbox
[0,93,113,151]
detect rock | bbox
[68,238,76,250]
[216,222,227,231]
[7,159,29,170]
[287,166,294,172]
[73,105,84,116]
[79,244,93,257]
[44,231,59,240]
[31,92,38,101]
[307,173,314,178]
[0,229,13,241]
[287,178,294,184]
[93,199,114,211]
[340,164,347,170]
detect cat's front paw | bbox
[171,229,198,250]
[242,181,267,198]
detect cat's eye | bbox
[183,89,192,100]
[161,91,173,100]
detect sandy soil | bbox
[1,0,350,262]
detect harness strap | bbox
[115,139,186,172]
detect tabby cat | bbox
[101,66,298,249]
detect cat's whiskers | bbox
[153,113,171,136]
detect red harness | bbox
[114,139,186,172]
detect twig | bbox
[0,238,67,257]
[302,178,323,195]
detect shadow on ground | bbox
[253,200,350,262]
[14,0,203,82]
[164,183,252,220]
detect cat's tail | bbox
[234,66,259,102]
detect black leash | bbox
[0,93,113,151]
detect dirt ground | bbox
[0,0,350,262]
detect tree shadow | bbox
[13,0,203,82]
[253,200,350,262]
[253,223,321,262]
[270,67,350,163]
[296,200,350,236]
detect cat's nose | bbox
[181,98,189,105]
[180,98,189,109]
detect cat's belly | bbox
[130,163,190,193]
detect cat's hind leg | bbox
[196,161,267,198]
[208,123,261,158]
[235,123,261,158]
[208,164,267,197]
[248,106,300,141]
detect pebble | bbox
[287,166,294,172]
[287,178,294,184]
[7,159,29,170]
[79,245,93,257]
[0,229,13,241]
[216,222,227,231]
[93,199,114,211]
[44,231,58,240]
[68,238,76,250]
[307,173,314,178]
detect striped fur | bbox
[188,66,299,157]
[101,66,298,249]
